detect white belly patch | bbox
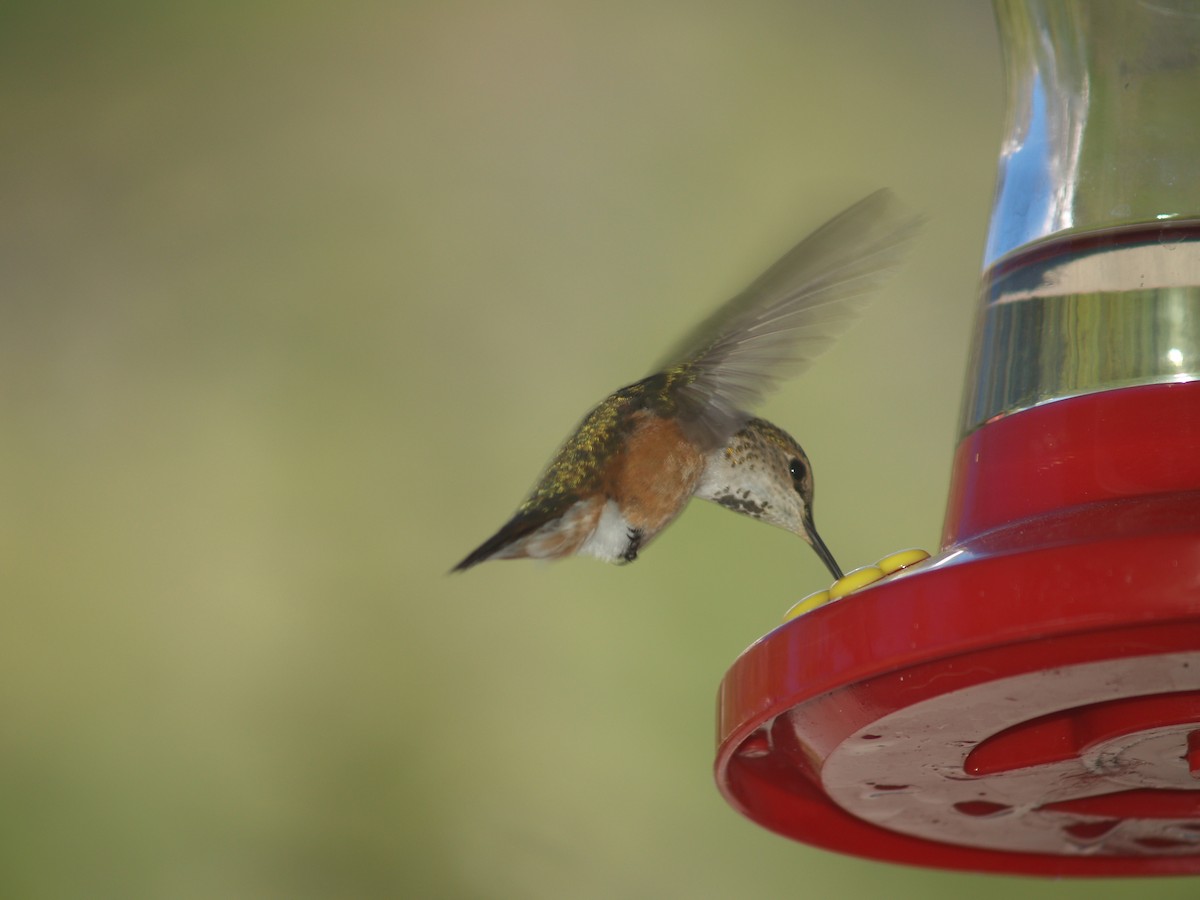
[578,499,636,564]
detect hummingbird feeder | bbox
[714,0,1200,876]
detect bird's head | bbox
[696,418,843,580]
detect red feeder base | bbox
[715,383,1200,876]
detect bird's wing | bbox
[654,189,923,448]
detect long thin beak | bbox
[805,517,843,581]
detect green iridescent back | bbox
[517,373,687,518]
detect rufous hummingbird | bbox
[453,190,920,577]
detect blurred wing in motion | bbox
[656,189,924,447]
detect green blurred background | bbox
[4,2,1197,898]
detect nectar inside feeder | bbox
[715,0,1200,877]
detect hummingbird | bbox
[452,190,920,577]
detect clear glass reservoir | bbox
[961,0,1200,434]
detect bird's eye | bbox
[788,458,807,484]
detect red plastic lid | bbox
[944,380,1200,546]
[715,383,1200,876]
